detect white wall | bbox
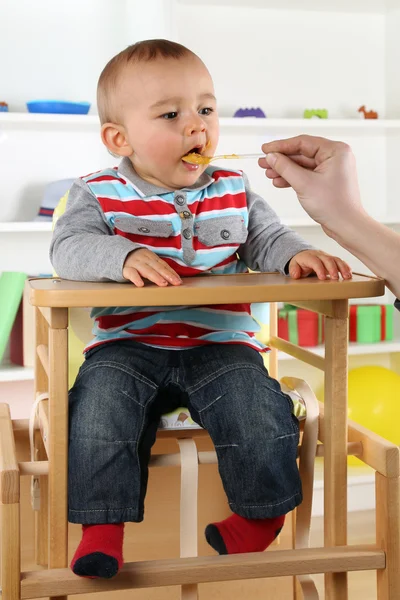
[0,0,397,274]
[0,2,386,117]
[177,6,385,118]
[0,0,176,113]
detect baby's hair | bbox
[97,39,197,124]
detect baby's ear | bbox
[100,123,133,157]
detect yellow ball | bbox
[319,366,400,465]
[347,366,400,443]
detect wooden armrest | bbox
[319,402,400,477]
[0,404,20,504]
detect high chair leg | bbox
[0,404,21,599]
[178,438,199,600]
[281,377,320,600]
[34,306,50,567]
[323,307,349,600]
[376,473,400,599]
[48,315,69,600]
[34,429,48,567]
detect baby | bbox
[50,39,351,579]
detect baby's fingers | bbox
[303,256,327,280]
[123,267,145,287]
[319,255,341,280]
[152,257,182,285]
[335,258,352,280]
[137,264,170,287]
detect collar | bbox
[118,157,214,198]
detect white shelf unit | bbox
[278,339,400,361]
[1,0,400,386]
[3,112,400,130]
[0,221,52,233]
[0,364,34,383]
[178,0,390,12]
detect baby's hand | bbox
[288,250,352,281]
[123,248,182,287]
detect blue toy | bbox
[26,100,91,115]
[233,107,266,118]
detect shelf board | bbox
[2,113,400,131]
[0,364,34,383]
[178,0,390,13]
[219,118,400,131]
[278,339,400,361]
[0,222,52,233]
[0,112,99,127]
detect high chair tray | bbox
[28,272,384,308]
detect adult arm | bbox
[259,135,400,299]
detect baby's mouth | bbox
[182,144,209,165]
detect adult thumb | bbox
[265,152,310,191]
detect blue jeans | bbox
[68,341,302,524]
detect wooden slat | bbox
[289,299,349,319]
[34,302,50,569]
[36,344,49,378]
[38,306,68,329]
[34,430,48,567]
[323,305,349,600]
[19,460,49,476]
[28,273,385,308]
[155,428,209,440]
[48,324,68,578]
[0,403,20,504]
[17,441,362,476]
[269,336,325,370]
[34,307,48,411]
[376,473,400,599]
[38,399,49,457]
[12,418,30,432]
[1,502,21,599]
[268,302,278,379]
[20,545,385,598]
[319,403,400,478]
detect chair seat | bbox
[159,390,307,431]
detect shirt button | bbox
[180,210,191,219]
[139,226,150,233]
[221,229,231,240]
[183,228,192,240]
[175,194,185,206]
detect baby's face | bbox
[118,55,219,190]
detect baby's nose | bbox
[184,116,206,136]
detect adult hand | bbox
[123,248,182,287]
[259,135,366,235]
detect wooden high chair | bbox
[1,272,399,600]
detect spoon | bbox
[182,152,264,165]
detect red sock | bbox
[71,523,124,579]
[205,513,285,554]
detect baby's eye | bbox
[161,112,178,120]
[199,107,214,116]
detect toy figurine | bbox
[303,109,328,119]
[233,107,266,118]
[358,105,378,119]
